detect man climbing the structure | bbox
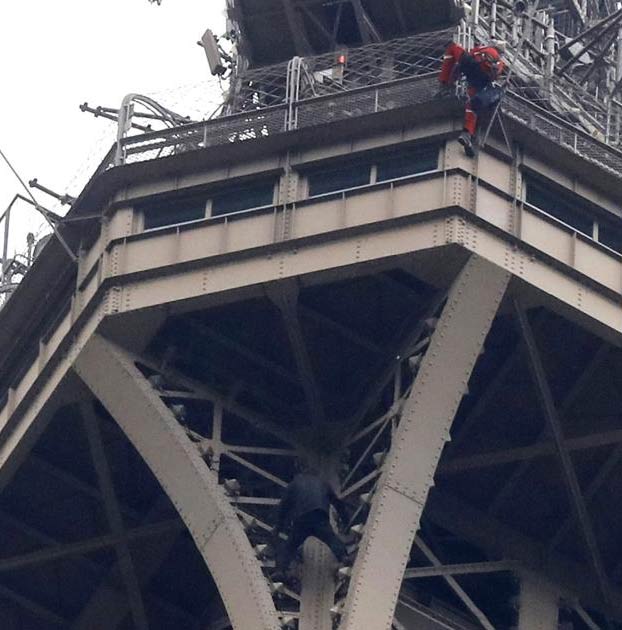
[273,467,349,574]
[438,40,506,157]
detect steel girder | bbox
[338,255,510,630]
[74,334,281,630]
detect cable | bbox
[0,145,76,263]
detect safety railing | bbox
[106,69,622,183]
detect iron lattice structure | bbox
[3,1,622,630]
[94,0,622,181]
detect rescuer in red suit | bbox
[438,40,506,157]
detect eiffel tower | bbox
[2,1,622,628]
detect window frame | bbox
[138,176,279,232]
[301,142,442,199]
[523,171,622,255]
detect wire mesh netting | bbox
[108,8,622,182]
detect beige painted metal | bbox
[5,143,622,480]
[338,256,510,630]
[74,334,280,630]
[299,540,334,630]
[517,573,560,630]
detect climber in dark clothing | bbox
[274,472,348,572]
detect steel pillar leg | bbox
[74,334,280,630]
[300,540,334,630]
[299,452,339,630]
[517,573,559,630]
[339,256,509,630]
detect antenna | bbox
[199,29,229,76]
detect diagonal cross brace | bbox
[514,300,612,606]
[82,401,150,630]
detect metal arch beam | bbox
[82,401,149,630]
[74,335,280,630]
[339,256,509,630]
[514,301,611,605]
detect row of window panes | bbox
[307,144,441,197]
[525,175,622,255]
[140,180,277,230]
[139,144,440,230]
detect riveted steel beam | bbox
[404,560,514,579]
[74,334,280,630]
[339,256,509,630]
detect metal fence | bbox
[109,71,622,182]
[103,12,622,182]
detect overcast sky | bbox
[0,0,226,261]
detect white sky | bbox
[0,0,226,261]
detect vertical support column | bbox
[339,256,509,630]
[517,573,559,630]
[545,18,556,91]
[299,541,334,630]
[299,452,339,630]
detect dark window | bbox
[525,176,593,236]
[598,219,622,254]
[307,162,371,197]
[141,195,206,230]
[376,144,440,182]
[211,180,275,217]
